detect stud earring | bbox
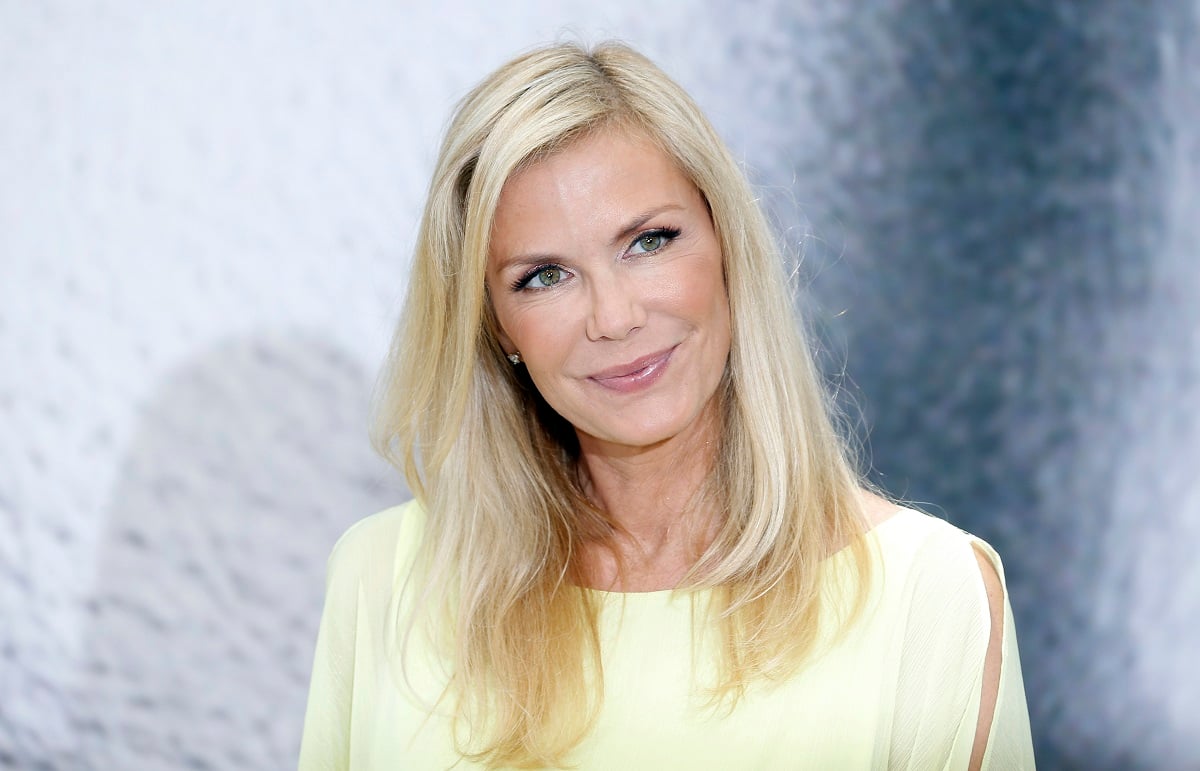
[507,352,522,365]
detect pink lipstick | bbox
[588,346,676,393]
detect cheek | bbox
[670,260,728,322]
[500,301,577,362]
[490,288,535,345]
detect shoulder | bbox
[324,498,427,589]
[860,491,995,568]
[869,509,1000,692]
[868,507,1008,632]
[872,507,1003,578]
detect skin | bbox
[970,545,1005,771]
[487,128,731,590]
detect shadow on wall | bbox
[73,334,405,770]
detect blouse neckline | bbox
[582,507,911,600]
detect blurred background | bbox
[3,2,1198,768]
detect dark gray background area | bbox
[734,3,1199,768]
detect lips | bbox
[588,346,676,393]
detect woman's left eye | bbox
[629,228,681,255]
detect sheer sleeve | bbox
[886,527,1035,770]
[970,538,1035,770]
[298,503,417,771]
[297,525,365,771]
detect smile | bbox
[588,346,676,393]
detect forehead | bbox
[490,129,700,250]
[511,127,687,189]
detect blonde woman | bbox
[300,42,1034,770]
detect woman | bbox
[300,42,1034,769]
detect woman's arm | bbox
[969,544,1006,771]
[967,538,1035,770]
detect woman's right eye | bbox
[515,265,566,290]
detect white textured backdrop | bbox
[0,3,818,768]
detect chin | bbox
[584,408,703,450]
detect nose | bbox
[585,270,647,341]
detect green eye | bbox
[629,228,680,255]
[527,266,563,288]
[638,234,663,252]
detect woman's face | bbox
[486,128,731,454]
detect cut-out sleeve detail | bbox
[885,525,1034,770]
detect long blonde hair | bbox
[373,41,872,768]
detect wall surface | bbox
[2,2,1197,768]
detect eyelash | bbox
[510,226,683,292]
[630,226,682,254]
[511,264,562,292]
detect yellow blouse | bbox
[300,500,1035,769]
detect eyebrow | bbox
[492,203,688,273]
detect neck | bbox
[575,402,722,591]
